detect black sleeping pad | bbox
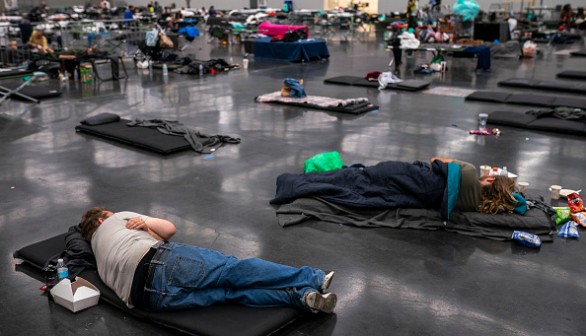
[324,76,431,91]
[465,91,512,103]
[14,234,303,336]
[488,110,586,135]
[498,78,586,94]
[75,119,192,155]
[557,71,586,80]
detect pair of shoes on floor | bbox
[304,291,337,314]
[321,271,335,293]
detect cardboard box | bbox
[50,277,100,313]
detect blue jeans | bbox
[144,242,325,311]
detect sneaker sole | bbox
[306,292,337,314]
[321,271,335,292]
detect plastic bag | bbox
[378,72,403,90]
[304,151,344,173]
[522,40,537,58]
[146,28,159,47]
[557,221,580,239]
[567,193,584,213]
[571,211,586,227]
[554,207,571,225]
[452,0,480,22]
[512,231,541,247]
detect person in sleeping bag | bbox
[79,207,337,313]
[270,157,527,220]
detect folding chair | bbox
[90,57,128,81]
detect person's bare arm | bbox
[125,217,176,241]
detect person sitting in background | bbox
[27,29,53,54]
[8,40,18,50]
[79,207,337,313]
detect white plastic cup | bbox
[517,181,529,193]
[242,59,249,69]
[478,113,488,130]
[479,165,491,177]
[550,185,562,200]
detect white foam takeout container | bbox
[50,277,100,313]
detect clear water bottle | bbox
[56,258,69,280]
[73,67,79,81]
[198,64,204,76]
[148,60,153,72]
[501,166,508,177]
[162,63,168,76]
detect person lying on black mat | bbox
[79,207,337,313]
[271,157,527,217]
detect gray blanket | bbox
[275,197,554,241]
[127,119,241,154]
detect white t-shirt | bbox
[91,211,158,308]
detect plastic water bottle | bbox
[56,258,69,280]
[162,63,168,76]
[73,67,79,81]
[198,64,204,76]
[501,166,508,177]
[148,60,153,73]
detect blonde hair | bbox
[478,176,517,214]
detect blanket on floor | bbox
[274,197,555,241]
[256,91,369,108]
[127,119,241,154]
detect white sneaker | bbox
[321,271,335,293]
[304,292,337,314]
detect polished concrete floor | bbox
[2,29,586,335]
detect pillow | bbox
[81,112,121,126]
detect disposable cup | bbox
[550,185,562,200]
[517,181,529,193]
[243,59,249,69]
[478,113,488,130]
[480,165,491,177]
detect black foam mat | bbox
[505,93,556,107]
[488,111,586,135]
[75,119,192,155]
[557,71,586,80]
[498,78,586,94]
[14,234,303,336]
[324,76,431,91]
[553,97,586,109]
[465,91,511,103]
[466,91,586,109]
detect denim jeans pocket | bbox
[168,255,206,288]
